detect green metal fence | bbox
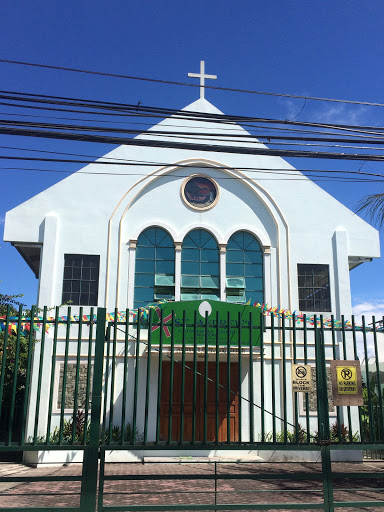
[0,303,383,511]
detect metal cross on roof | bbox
[188,60,217,99]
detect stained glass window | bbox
[226,231,263,304]
[134,227,175,309]
[181,229,220,301]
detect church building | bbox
[3,63,380,457]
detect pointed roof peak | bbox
[181,98,224,116]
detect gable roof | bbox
[3,97,380,264]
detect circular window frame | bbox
[181,174,220,211]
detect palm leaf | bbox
[356,192,384,227]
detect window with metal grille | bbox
[297,264,331,312]
[62,254,100,306]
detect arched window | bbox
[181,229,220,301]
[134,227,175,309]
[226,231,263,304]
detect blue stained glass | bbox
[182,248,199,261]
[201,248,218,262]
[140,228,156,246]
[181,229,220,297]
[226,263,244,276]
[226,231,263,304]
[157,232,173,247]
[245,277,263,291]
[226,250,243,263]
[134,227,175,306]
[136,259,155,273]
[202,236,218,249]
[181,275,200,287]
[245,264,262,277]
[201,261,219,275]
[244,251,262,264]
[156,247,174,260]
[156,260,174,274]
[136,246,155,259]
[228,231,243,248]
[135,288,154,302]
[182,261,200,275]
[135,274,155,287]
[201,293,220,300]
[201,276,219,288]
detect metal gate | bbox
[1,302,384,511]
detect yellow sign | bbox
[336,366,358,394]
[330,360,363,406]
[292,364,312,392]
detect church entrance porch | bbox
[160,362,239,443]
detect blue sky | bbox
[1,0,383,318]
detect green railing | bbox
[0,303,384,511]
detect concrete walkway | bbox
[0,460,384,510]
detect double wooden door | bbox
[160,361,239,443]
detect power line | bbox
[3,117,384,149]
[2,145,384,178]
[4,89,384,144]
[2,124,384,163]
[1,166,382,182]
[3,100,384,141]
[1,58,384,108]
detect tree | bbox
[357,192,384,228]
[0,293,25,316]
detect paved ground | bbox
[1,459,384,510]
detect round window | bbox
[181,175,219,211]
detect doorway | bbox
[160,361,239,443]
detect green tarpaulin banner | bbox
[150,300,262,346]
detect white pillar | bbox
[174,242,182,301]
[263,246,272,305]
[127,239,137,309]
[37,213,59,308]
[219,244,227,301]
[332,230,352,318]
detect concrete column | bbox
[332,230,352,318]
[37,214,59,308]
[219,244,227,301]
[127,239,137,308]
[263,246,272,305]
[174,242,182,301]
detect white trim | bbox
[223,226,271,248]
[127,244,136,309]
[128,222,177,243]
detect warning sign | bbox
[292,364,312,392]
[331,360,363,406]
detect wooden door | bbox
[160,361,239,443]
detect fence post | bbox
[315,321,334,512]
[80,308,106,512]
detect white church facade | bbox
[3,67,381,459]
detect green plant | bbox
[313,421,360,443]
[263,424,308,443]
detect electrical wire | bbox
[1,58,384,108]
[3,101,384,142]
[0,166,382,182]
[2,124,384,162]
[3,89,384,136]
[2,144,384,179]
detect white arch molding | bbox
[105,158,290,310]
